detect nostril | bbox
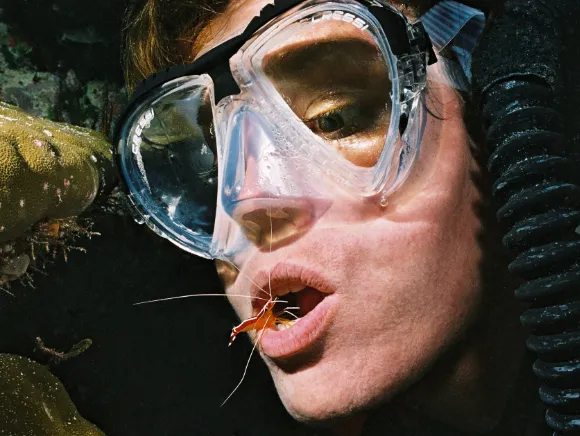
[232,197,330,250]
[265,208,291,219]
[241,207,301,247]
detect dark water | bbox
[0,211,310,436]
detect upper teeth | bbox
[276,284,305,297]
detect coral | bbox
[0,353,104,435]
[0,101,115,244]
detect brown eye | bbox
[316,113,344,133]
[305,111,347,137]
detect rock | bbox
[0,71,61,119]
[0,353,104,436]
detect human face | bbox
[201,0,484,424]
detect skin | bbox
[195,1,527,434]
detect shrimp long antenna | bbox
[221,257,272,299]
[133,293,270,306]
[221,312,273,407]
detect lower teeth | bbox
[277,319,298,331]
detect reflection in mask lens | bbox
[258,15,392,168]
[132,84,217,235]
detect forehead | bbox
[194,0,418,59]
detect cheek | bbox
[365,115,484,342]
[270,217,484,422]
[356,199,483,340]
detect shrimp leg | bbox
[229,299,277,346]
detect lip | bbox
[259,293,338,359]
[250,263,337,314]
[247,263,338,359]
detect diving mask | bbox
[115,0,437,259]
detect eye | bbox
[314,113,345,133]
[304,108,352,139]
[304,106,365,140]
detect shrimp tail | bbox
[229,318,257,346]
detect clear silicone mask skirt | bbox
[118,0,428,267]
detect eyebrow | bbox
[261,37,390,88]
[263,34,379,65]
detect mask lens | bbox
[122,77,217,253]
[256,12,393,168]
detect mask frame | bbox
[115,0,437,258]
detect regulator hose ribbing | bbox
[471,0,580,434]
[484,78,580,434]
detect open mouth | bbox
[247,265,338,358]
[268,286,329,330]
[254,284,337,359]
[249,279,333,342]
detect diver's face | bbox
[201,0,483,425]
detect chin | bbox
[266,357,408,427]
[279,390,364,427]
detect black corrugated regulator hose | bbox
[471,0,580,434]
[483,77,580,435]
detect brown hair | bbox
[122,0,499,93]
[122,0,229,92]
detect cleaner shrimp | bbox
[134,204,301,406]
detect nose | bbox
[233,144,320,250]
[234,197,316,250]
[224,109,329,250]
[233,148,318,248]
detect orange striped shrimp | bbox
[229,296,298,346]
[220,295,299,407]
